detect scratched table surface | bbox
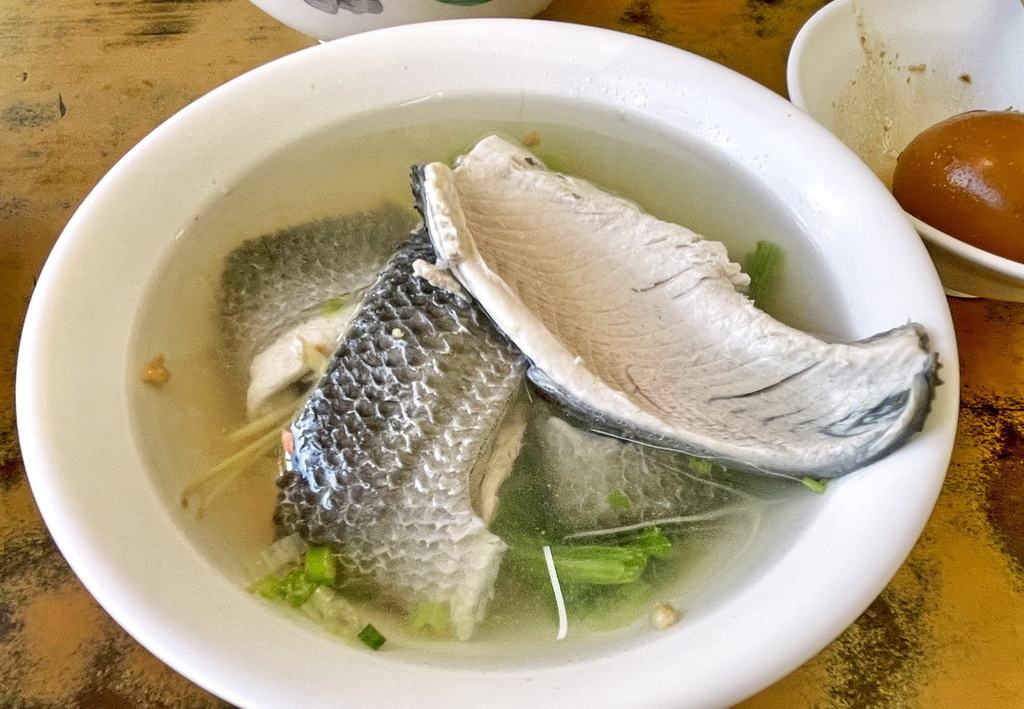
[3,0,1024,706]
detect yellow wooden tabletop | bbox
[3,0,1023,706]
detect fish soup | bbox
[128,93,841,664]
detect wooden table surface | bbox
[3,0,1024,706]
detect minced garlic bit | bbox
[650,602,681,630]
[141,355,170,386]
[392,328,405,339]
[907,63,927,73]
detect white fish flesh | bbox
[414,136,938,479]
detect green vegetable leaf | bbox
[550,545,649,585]
[745,240,784,310]
[564,579,657,632]
[686,456,714,475]
[801,476,828,494]
[607,489,631,511]
[628,526,672,559]
[508,526,675,587]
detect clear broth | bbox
[129,94,840,666]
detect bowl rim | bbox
[246,0,554,42]
[911,213,1024,277]
[786,0,1024,284]
[17,17,959,709]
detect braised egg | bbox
[892,110,1024,262]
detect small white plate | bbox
[788,0,1024,300]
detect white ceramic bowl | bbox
[17,19,958,709]
[787,0,1024,300]
[248,0,551,41]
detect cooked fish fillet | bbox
[276,229,528,639]
[414,135,938,479]
[219,204,419,414]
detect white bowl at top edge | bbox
[246,0,551,42]
[17,19,958,709]
[787,0,1024,301]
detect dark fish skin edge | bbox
[410,163,525,363]
[412,162,942,481]
[527,324,940,480]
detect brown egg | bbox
[892,110,1024,262]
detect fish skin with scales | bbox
[218,204,421,415]
[534,412,783,536]
[219,203,418,371]
[276,229,528,640]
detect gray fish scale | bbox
[535,415,778,534]
[276,230,526,633]
[219,203,419,367]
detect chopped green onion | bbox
[801,477,828,494]
[357,623,387,650]
[321,294,350,316]
[250,574,284,601]
[408,601,453,638]
[281,568,319,607]
[248,539,376,643]
[304,546,337,585]
[606,489,631,511]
